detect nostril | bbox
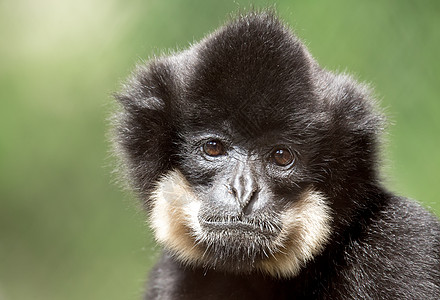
[250,187,258,201]
[228,185,238,198]
[243,187,259,215]
[249,186,259,204]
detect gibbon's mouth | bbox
[199,215,281,237]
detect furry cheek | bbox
[257,189,333,278]
[150,169,205,266]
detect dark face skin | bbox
[176,122,315,269]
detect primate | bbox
[114,11,440,299]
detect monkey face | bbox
[147,41,333,276]
[150,122,333,277]
[115,12,383,278]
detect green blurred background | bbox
[0,0,439,299]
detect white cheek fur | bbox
[256,189,333,278]
[150,170,204,265]
[150,169,333,278]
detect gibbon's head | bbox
[114,12,384,278]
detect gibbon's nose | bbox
[229,163,259,213]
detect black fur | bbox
[114,11,440,299]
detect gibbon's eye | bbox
[271,147,295,167]
[203,140,226,157]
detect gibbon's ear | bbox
[315,71,385,189]
[114,60,178,206]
